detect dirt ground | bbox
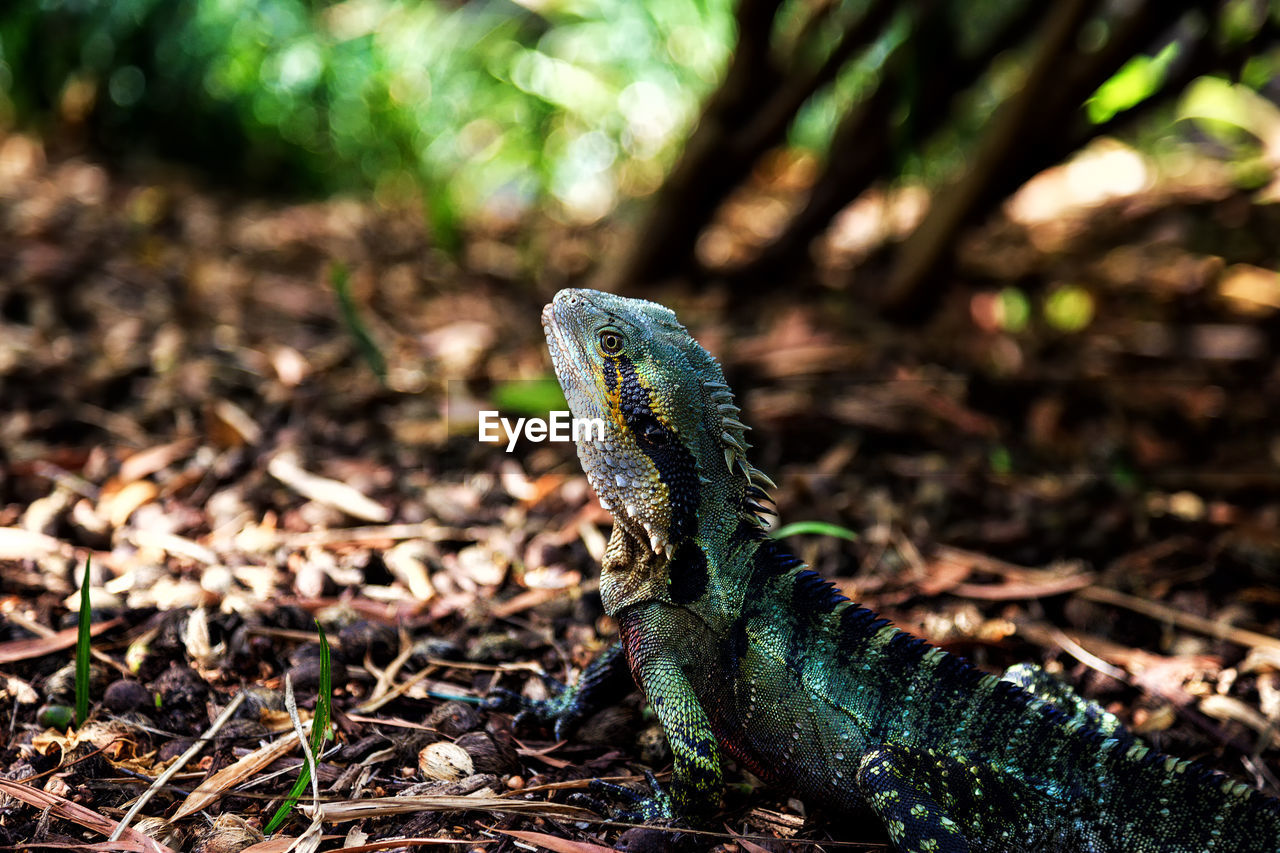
[1,130,1278,851]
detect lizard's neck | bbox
[599,472,765,634]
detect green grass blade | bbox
[771,521,859,542]
[74,556,92,728]
[312,622,332,768]
[264,623,332,834]
[331,262,387,385]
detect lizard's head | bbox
[542,288,773,559]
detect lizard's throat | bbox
[598,523,672,616]
[578,449,683,559]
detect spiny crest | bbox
[702,374,777,527]
[791,569,846,615]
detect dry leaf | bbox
[0,778,178,853]
[98,479,159,528]
[268,453,390,523]
[493,829,616,853]
[118,438,196,484]
[0,526,70,560]
[0,618,124,665]
[170,726,306,821]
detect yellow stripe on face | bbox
[598,360,627,433]
[612,355,700,546]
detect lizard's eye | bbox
[597,330,624,356]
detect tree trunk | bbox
[604,0,897,290]
[880,0,1203,320]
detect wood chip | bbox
[268,453,390,523]
[118,438,197,484]
[0,526,71,560]
[97,479,159,528]
[130,529,219,565]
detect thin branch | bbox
[738,0,898,155]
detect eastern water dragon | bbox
[495,287,1280,852]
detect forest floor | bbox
[1,129,1279,852]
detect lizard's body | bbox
[533,287,1280,852]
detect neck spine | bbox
[701,375,777,532]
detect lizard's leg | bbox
[855,743,1043,853]
[1000,662,1127,737]
[486,641,633,740]
[589,655,723,822]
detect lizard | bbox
[499,286,1280,852]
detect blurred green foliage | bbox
[997,286,1030,334]
[1044,285,1094,334]
[771,520,859,541]
[1179,75,1280,190]
[491,377,568,418]
[331,262,387,383]
[1087,43,1180,125]
[0,0,1275,240]
[0,0,732,235]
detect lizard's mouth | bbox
[541,301,574,409]
[541,294,607,426]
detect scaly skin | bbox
[534,287,1280,852]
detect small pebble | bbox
[103,679,152,714]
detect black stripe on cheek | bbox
[667,540,708,604]
[615,357,700,543]
[603,359,619,393]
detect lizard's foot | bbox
[484,677,589,742]
[579,770,676,823]
[577,775,707,853]
[485,641,631,741]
